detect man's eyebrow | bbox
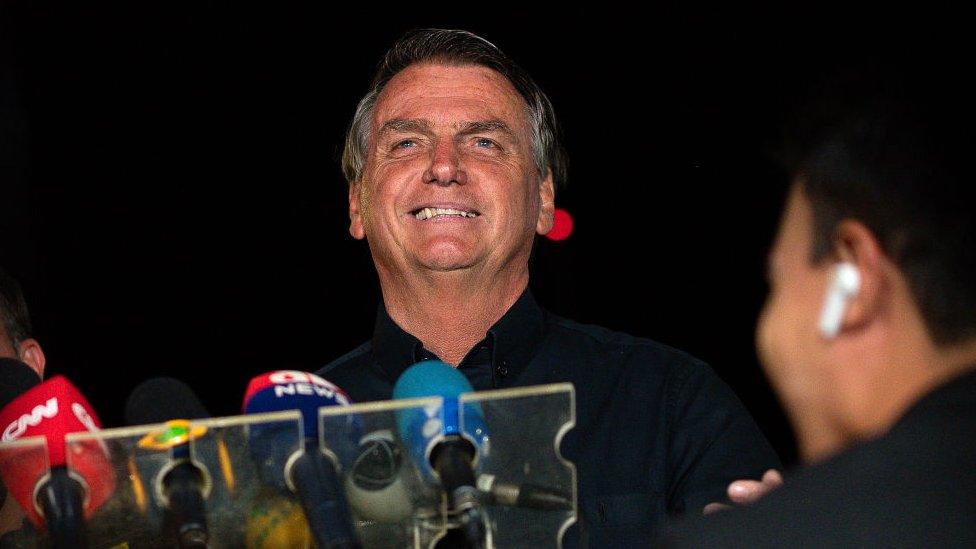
[458,120,516,138]
[378,118,432,135]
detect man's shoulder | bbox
[542,310,712,376]
[313,340,394,402]
[316,340,372,377]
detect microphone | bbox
[392,360,490,548]
[124,377,215,548]
[343,429,416,524]
[242,370,361,549]
[0,365,116,549]
[343,429,571,525]
[475,474,572,511]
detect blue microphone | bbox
[392,360,489,547]
[242,370,361,549]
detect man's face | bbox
[349,63,553,277]
[756,184,836,424]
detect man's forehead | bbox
[378,118,515,136]
[372,63,529,128]
[771,183,814,264]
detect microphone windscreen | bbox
[0,376,115,526]
[345,430,414,523]
[242,371,362,489]
[124,377,210,426]
[391,361,488,481]
[0,358,40,409]
[392,360,474,401]
[242,371,353,438]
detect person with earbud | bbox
[667,55,976,546]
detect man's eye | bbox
[474,137,496,148]
[394,139,416,149]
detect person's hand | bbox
[703,469,783,514]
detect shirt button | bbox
[496,364,509,377]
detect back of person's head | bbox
[0,267,32,350]
[783,59,976,347]
[0,267,44,378]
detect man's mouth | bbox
[412,207,480,220]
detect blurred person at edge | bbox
[667,59,976,546]
[0,267,47,536]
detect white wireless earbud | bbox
[818,262,861,339]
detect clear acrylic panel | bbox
[0,435,49,546]
[2,383,575,548]
[320,383,577,548]
[65,411,304,548]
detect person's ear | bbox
[17,338,46,378]
[536,170,555,235]
[349,180,366,240]
[820,220,884,339]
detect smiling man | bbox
[317,29,779,545]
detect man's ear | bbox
[349,180,366,240]
[830,219,886,336]
[536,170,556,235]
[17,338,46,379]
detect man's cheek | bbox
[756,304,795,388]
[755,300,777,367]
[358,181,379,233]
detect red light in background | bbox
[545,208,574,241]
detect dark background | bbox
[1,3,960,466]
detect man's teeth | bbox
[414,207,479,220]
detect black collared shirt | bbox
[318,290,780,547]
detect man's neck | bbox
[378,267,529,366]
[842,327,976,449]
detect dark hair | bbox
[788,63,976,346]
[342,29,567,189]
[0,267,32,348]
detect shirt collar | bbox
[371,288,546,384]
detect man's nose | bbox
[423,140,466,186]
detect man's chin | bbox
[411,243,481,272]
[415,256,478,273]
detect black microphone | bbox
[476,474,573,511]
[124,377,212,548]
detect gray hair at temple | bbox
[0,267,32,348]
[342,29,567,189]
